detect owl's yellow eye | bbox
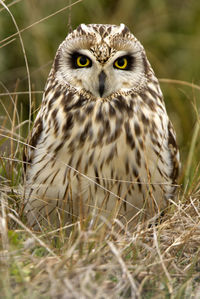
[76,55,91,67]
[114,57,128,69]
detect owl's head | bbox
[54,24,151,99]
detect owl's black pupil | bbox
[80,56,87,65]
[117,58,125,66]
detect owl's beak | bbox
[98,70,106,97]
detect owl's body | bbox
[24,24,179,229]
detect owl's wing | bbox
[167,121,180,184]
[23,113,43,174]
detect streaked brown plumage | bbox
[23,24,180,230]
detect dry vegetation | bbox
[1,0,200,298]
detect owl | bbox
[23,24,180,230]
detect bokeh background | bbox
[1,0,200,181]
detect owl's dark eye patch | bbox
[113,55,134,71]
[71,52,92,69]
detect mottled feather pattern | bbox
[24,24,180,229]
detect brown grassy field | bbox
[0,0,200,298]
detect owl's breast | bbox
[53,98,170,188]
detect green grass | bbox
[1,0,200,298]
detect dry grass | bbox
[0,186,200,298]
[1,1,200,298]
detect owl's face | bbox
[54,23,149,99]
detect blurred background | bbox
[0,0,200,182]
